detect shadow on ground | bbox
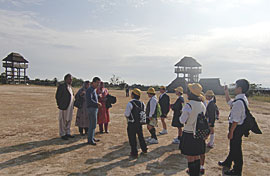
[0,134,82,155]
[69,142,187,176]
[0,136,85,170]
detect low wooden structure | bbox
[199,78,224,95]
[2,52,29,84]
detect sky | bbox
[0,0,270,87]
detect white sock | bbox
[200,165,204,169]
[209,134,215,145]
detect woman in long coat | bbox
[75,81,90,135]
[97,82,110,133]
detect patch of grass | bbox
[250,95,270,103]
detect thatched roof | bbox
[175,56,201,67]
[199,78,224,95]
[2,53,29,63]
[167,77,188,93]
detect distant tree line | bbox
[1,72,269,95]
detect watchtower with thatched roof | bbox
[175,56,202,83]
[167,56,202,92]
[2,52,29,84]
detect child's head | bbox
[205,90,215,100]
[147,87,156,98]
[131,88,141,100]
[235,79,249,95]
[174,86,183,96]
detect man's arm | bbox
[228,122,238,140]
[149,98,157,118]
[86,88,98,108]
[55,85,62,106]
[124,102,132,117]
[224,85,231,103]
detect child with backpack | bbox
[179,83,206,176]
[124,88,148,158]
[146,87,159,144]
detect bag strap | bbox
[233,98,249,114]
[131,100,143,111]
[187,103,192,110]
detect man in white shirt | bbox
[218,79,250,176]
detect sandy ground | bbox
[0,85,269,176]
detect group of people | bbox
[55,74,110,145]
[124,79,250,176]
[56,74,251,176]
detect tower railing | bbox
[175,67,202,74]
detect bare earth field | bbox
[0,85,269,176]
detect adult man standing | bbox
[86,77,102,145]
[159,86,170,135]
[55,74,75,140]
[218,79,250,176]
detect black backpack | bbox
[234,99,262,137]
[187,103,210,139]
[194,112,210,139]
[131,101,146,124]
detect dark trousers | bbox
[225,125,244,173]
[99,123,108,132]
[127,123,147,155]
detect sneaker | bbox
[207,143,214,148]
[159,129,168,135]
[148,138,158,144]
[146,137,152,142]
[172,138,180,144]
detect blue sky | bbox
[0,0,270,87]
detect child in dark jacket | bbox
[171,86,184,144]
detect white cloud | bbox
[0,5,270,86]
[0,0,44,6]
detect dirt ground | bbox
[0,85,269,176]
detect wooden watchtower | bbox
[174,56,202,83]
[2,52,29,84]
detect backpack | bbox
[234,99,262,137]
[156,103,162,118]
[131,101,147,124]
[194,112,210,139]
[187,103,210,139]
